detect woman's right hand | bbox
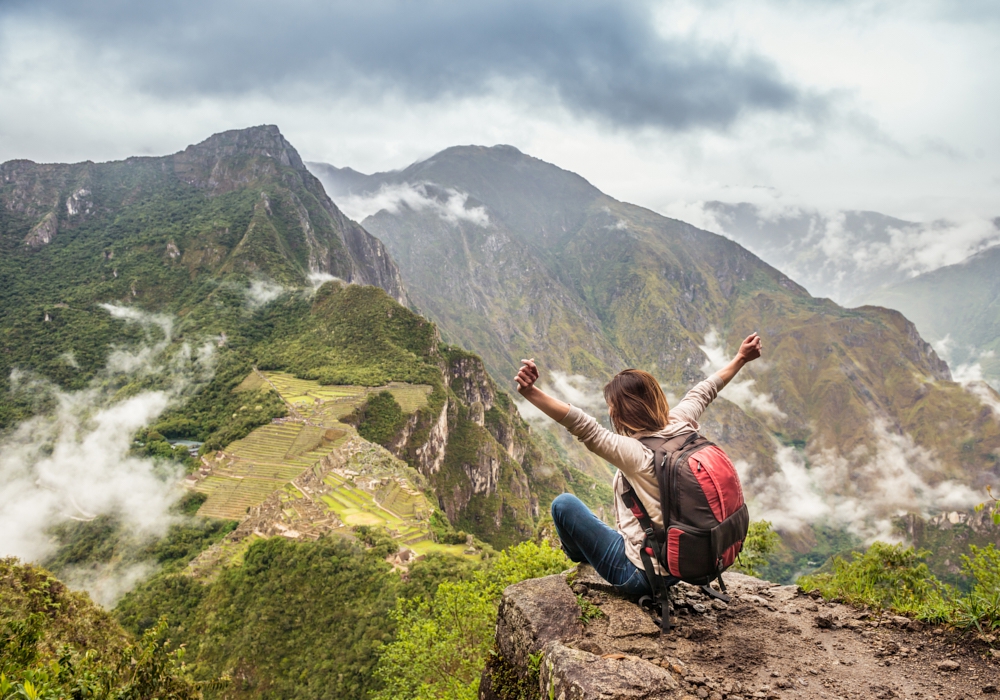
[514,358,539,394]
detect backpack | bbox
[619,431,749,634]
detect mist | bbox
[336,183,490,228]
[737,420,983,541]
[0,303,215,605]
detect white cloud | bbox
[699,329,786,419]
[244,279,287,308]
[2,1,998,231]
[0,304,216,605]
[740,420,983,541]
[336,183,489,227]
[933,336,1000,414]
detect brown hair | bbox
[603,369,670,436]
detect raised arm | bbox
[514,358,570,422]
[514,359,646,473]
[714,332,762,388]
[671,332,764,424]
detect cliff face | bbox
[388,345,610,548]
[481,565,999,700]
[1,125,406,304]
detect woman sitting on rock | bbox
[513,333,762,596]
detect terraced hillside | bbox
[193,370,432,524]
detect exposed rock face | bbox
[482,565,1000,699]
[1,125,407,305]
[24,211,57,247]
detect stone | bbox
[710,599,727,611]
[982,684,997,694]
[937,659,960,672]
[767,585,801,603]
[493,574,583,669]
[603,597,661,638]
[573,583,590,596]
[539,641,679,699]
[890,615,911,629]
[571,563,618,594]
[815,614,836,629]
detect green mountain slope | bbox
[863,244,1000,386]
[310,146,1000,519]
[0,127,609,552]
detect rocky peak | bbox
[481,565,999,699]
[179,124,306,171]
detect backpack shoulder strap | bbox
[619,476,659,540]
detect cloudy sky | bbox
[1,0,998,224]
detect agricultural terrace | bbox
[193,371,459,557]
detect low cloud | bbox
[700,329,786,419]
[244,279,287,308]
[700,201,1000,303]
[306,271,343,290]
[338,183,490,228]
[739,420,982,541]
[934,336,1000,415]
[0,304,215,604]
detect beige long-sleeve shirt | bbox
[558,374,725,574]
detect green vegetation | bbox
[349,390,408,446]
[0,558,204,700]
[372,541,569,700]
[732,520,780,578]
[799,541,1000,633]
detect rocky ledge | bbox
[480,564,999,700]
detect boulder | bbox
[539,642,680,699]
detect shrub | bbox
[372,541,569,700]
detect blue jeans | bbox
[551,493,653,597]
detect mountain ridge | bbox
[310,145,1000,537]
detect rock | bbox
[539,641,679,699]
[494,574,583,669]
[573,583,590,596]
[571,563,618,594]
[576,639,604,655]
[691,603,708,614]
[983,683,997,694]
[767,585,801,603]
[710,599,728,611]
[890,615,911,629]
[937,659,960,672]
[743,595,767,605]
[603,598,661,638]
[815,614,836,629]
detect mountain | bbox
[309,146,1000,537]
[0,126,611,552]
[699,202,1000,306]
[863,244,1000,387]
[0,125,404,425]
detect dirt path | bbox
[558,567,999,699]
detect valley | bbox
[1,125,997,700]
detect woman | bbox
[514,332,763,596]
